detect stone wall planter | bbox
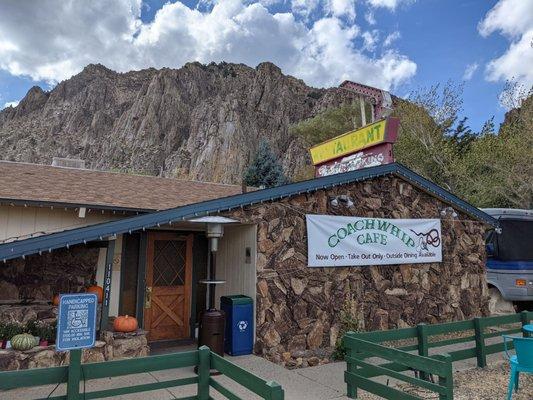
[0,330,149,371]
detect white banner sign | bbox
[306,215,442,267]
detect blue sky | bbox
[0,0,531,131]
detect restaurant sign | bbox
[309,117,399,166]
[306,215,442,267]
[315,142,393,177]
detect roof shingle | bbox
[0,161,246,211]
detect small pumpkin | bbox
[11,333,36,351]
[52,294,60,306]
[87,284,103,303]
[113,315,138,333]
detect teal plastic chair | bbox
[503,335,533,399]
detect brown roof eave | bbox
[0,197,151,214]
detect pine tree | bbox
[243,140,289,188]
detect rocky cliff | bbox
[0,62,357,183]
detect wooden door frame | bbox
[144,231,193,341]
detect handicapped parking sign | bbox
[56,293,97,351]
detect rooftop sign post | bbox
[56,293,98,400]
[310,117,399,177]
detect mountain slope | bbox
[0,62,357,183]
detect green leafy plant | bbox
[289,102,368,147]
[4,322,24,341]
[47,320,57,344]
[39,322,56,342]
[0,322,6,341]
[332,299,363,361]
[25,319,39,337]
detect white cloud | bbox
[2,100,19,109]
[0,0,416,90]
[462,62,479,81]
[295,18,415,88]
[291,0,321,19]
[478,0,533,92]
[478,0,533,38]
[364,11,376,25]
[291,0,355,21]
[0,0,142,83]
[383,30,400,47]
[366,0,414,11]
[326,0,356,21]
[361,30,379,51]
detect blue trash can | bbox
[220,295,253,356]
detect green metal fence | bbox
[0,346,284,400]
[344,310,533,400]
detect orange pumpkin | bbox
[87,285,103,303]
[52,294,60,306]
[113,315,138,333]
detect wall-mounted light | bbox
[330,195,355,208]
[440,206,458,218]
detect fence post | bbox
[266,381,284,400]
[198,346,210,400]
[67,349,82,400]
[520,310,529,327]
[417,323,429,380]
[345,333,357,399]
[435,353,454,400]
[473,317,487,368]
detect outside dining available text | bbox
[56,293,98,351]
[306,215,442,267]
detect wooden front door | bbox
[144,232,193,341]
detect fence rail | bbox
[0,346,284,400]
[344,310,533,400]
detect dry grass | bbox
[358,360,533,400]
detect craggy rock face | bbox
[227,175,489,366]
[0,62,356,183]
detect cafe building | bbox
[0,158,497,368]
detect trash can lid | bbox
[221,295,253,305]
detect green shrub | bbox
[332,300,363,361]
[3,322,24,341]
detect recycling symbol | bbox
[237,320,248,332]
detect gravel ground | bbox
[359,360,533,400]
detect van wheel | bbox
[515,301,533,313]
[488,287,515,315]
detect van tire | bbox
[488,287,515,315]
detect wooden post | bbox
[417,323,429,380]
[135,232,147,326]
[520,310,529,327]
[197,345,210,400]
[359,97,367,127]
[435,353,453,400]
[345,333,357,399]
[473,317,487,368]
[100,239,116,331]
[67,349,82,400]
[266,381,284,400]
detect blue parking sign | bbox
[56,293,97,351]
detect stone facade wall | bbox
[227,176,489,366]
[0,245,99,303]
